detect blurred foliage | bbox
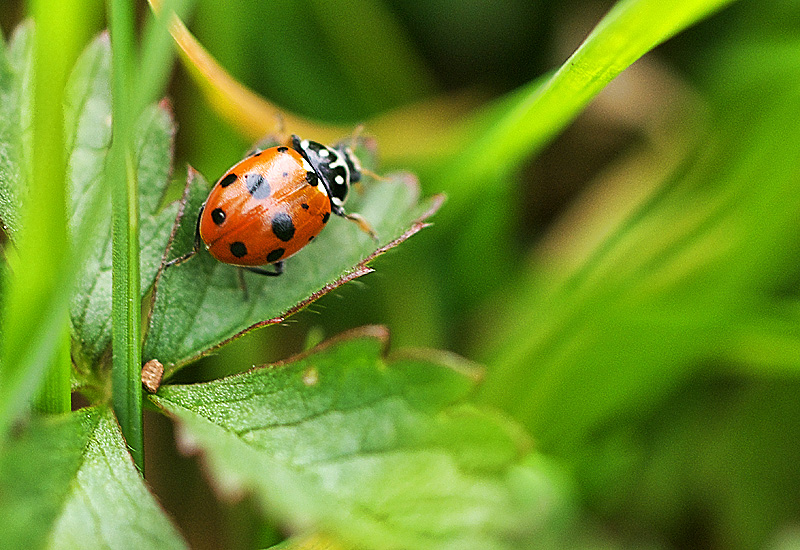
[3,0,800,548]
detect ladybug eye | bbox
[211,208,226,225]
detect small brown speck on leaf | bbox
[142,359,165,393]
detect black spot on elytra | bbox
[230,241,248,258]
[272,212,296,242]
[305,171,318,187]
[211,208,225,225]
[277,146,288,153]
[245,173,271,199]
[266,248,285,262]
[301,203,309,210]
[322,212,330,224]
[308,235,315,242]
[219,173,237,187]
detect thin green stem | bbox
[107,0,193,473]
[108,0,143,471]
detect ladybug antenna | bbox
[348,124,366,150]
[338,126,386,184]
[274,112,290,146]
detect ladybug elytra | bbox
[167,134,376,276]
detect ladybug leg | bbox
[360,167,386,183]
[243,261,285,277]
[236,262,284,299]
[236,268,250,301]
[333,205,378,241]
[164,203,205,268]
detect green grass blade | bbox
[0,1,97,440]
[107,0,143,470]
[478,79,800,452]
[33,334,72,414]
[108,0,193,472]
[437,0,740,204]
[137,0,193,115]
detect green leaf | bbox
[67,34,178,373]
[0,406,187,550]
[7,22,34,173]
[0,22,30,240]
[152,327,570,550]
[269,533,347,550]
[144,158,443,376]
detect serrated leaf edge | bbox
[148,166,444,375]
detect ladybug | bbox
[167,135,376,276]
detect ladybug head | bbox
[292,135,364,206]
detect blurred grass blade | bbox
[0,1,98,440]
[146,0,478,161]
[147,0,346,142]
[137,0,192,115]
[269,533,348,550]
[478,81,800,451]
[436,0,739,205]
[723,302,800,376]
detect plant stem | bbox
[108,0,144,472]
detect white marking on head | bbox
[335,175,345,185]
[348,150,362,172]
[328,151,350,181]
[319,148,329,157]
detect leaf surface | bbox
[0,22,31,240]
[66,35,178,371]
[0,406,187,550]
[144,160,442,376]
[152,327,569,550]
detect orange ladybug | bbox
[167,135,375,276]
